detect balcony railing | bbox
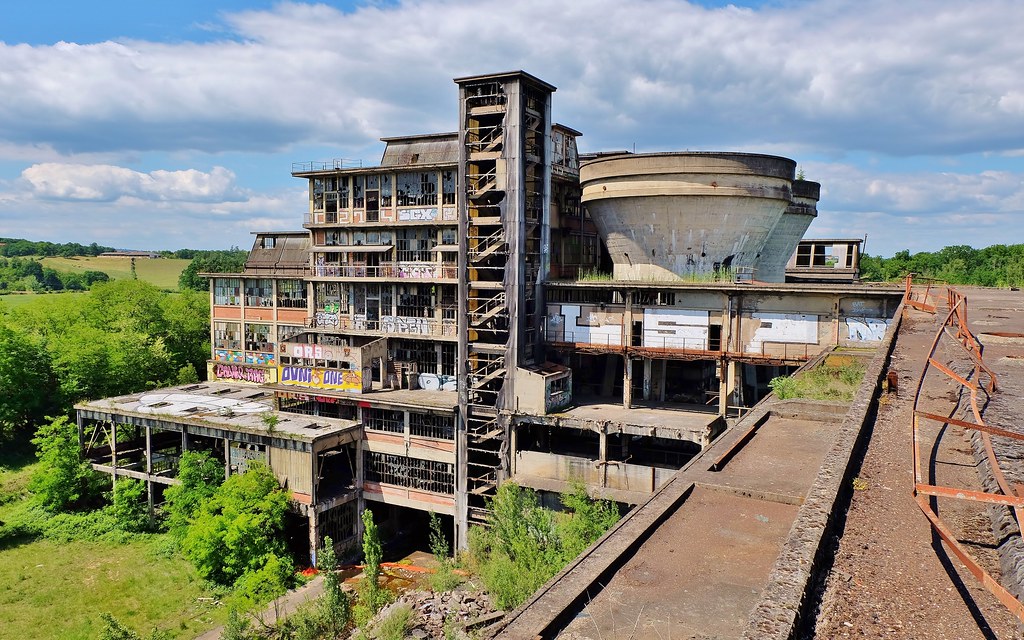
[310,262,457,280]
[546,330,814,361]
[306,314,457,338]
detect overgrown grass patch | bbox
[0,442,225,639]
[0,537,226,639]
[769,359,867,403]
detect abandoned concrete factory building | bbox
[76,71,901,562]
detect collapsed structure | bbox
[76,71,900,561]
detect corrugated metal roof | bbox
[245,233,310,274]
[380,134,458,168]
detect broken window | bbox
[396,172,438,207]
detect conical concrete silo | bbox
[755,179,821,282]
[580,152,795,281]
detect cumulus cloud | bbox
[19,163,245,202]
[0,0,1022,157]
[804,162,1024,254]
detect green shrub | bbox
[112,478,150,532]
[467,482,620,610]
[162,450,224,539]
[369,604,412,640]
[97,612,170,640]
[29,415,103,512]
[231,553,293,607]
[179,462,290,586]
[429,512,461,592]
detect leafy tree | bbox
[179,249,247,291]
[179,462,290,586]
[160,289,211,375]
[112,478,150,532]
[29,416,102,512]
[558,481,621,559]
[319,535,351,635]
[0,322,54,436]
[360,508,388,614]
[467,481,621,610]
[428,512,460,592]
[163,451,225,539]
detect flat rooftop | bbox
[76,381,359,444]
[538,397,723,440]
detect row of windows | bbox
[214,278,306,308]
[364,452,454,494]
[313,171,457,212]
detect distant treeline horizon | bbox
[860,244,1024,287]
[4,237,1023,289]
[0,237,239,260]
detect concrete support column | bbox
[623,356,633,409]
[598,424,608,488]
[145,426,154,515]
[110,422,118,487]
[308,508,320,568]
[658,360,667,402]
[643,358,653,401]
[224,438,231,480]
[718,360,729,417]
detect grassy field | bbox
[40,256,191,291]
[0,446,225,639]
[0,291,90,309]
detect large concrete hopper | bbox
[755,179,821,282]
[580,152,795,280]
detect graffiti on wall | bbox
[397,264,439,279]
[382,315,431,335]
[845,317,890,342]
[229,443,266,474]
[279,365,368,393]
[213,363,269,384]
[244,352,275,366]
[545,376,573,413]
[215,349,244,363]
[397,207,439,221]
[314,302,342,328]
[418,373,457,391]
[287,343,354,362]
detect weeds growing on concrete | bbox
[769,360,867,403]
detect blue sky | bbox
[1,0,1022,256]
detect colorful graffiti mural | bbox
[279,365,368,393]
[215,349,244,363]
[213,363,272,384]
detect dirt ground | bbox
[813,304,1024,639]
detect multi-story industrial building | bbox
[76,71,901,562]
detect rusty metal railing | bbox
[910,278,1024,620]
[903,273,942,313]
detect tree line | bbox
[861,244,1024,287]
[0,279,210,438]
[0,256,110,293]
[0,238,115,257]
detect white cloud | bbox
[19,163,245,202]
[0,0,1022,157]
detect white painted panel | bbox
[746,312,818,352]
[845,317,890,342]
[551,304,622,346]
[642,308,710,349]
